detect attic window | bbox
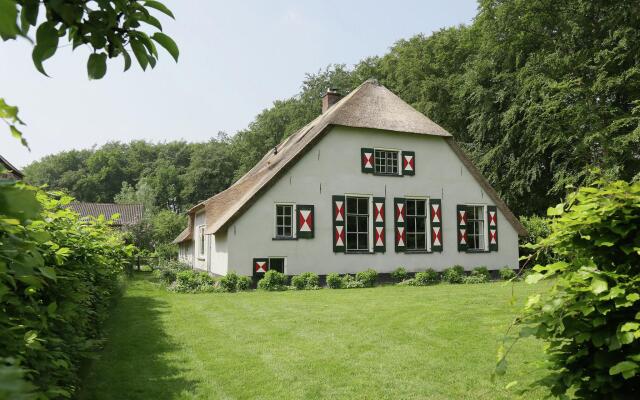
[374,149,400,175]
[275,204,294,239]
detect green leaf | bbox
[122,50,132,72]
[591,277,608,295]
[39,266,57,281]
[130,38,149,71]
[525,273,545,284]
[609,361,638,379]
[32,22,59,76]
[152,32,179,61]
[145,1,175,19]
[9,125,29,149]
[87,53,107,80]
[22,0,39,26]
[0,0,19,39]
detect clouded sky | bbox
[1,0,477,168]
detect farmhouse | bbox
[66,202,144,229]
[174,80,527,276]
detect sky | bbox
[0,0,478,168]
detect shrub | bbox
[499,267,516,281]
[519,215,556,267]
[257,270,288,291]
[442,267,464,284]
[463,274,488,284]
[342,274,365,289]
[171,270,217,293]
[326,272,343,289]
[291,272,319,290]
[236,275,252,291]
[415,268,439,285]
[473,266,490,280]
[503,179,640,397]
[390,267,408,282]
[0,185,134,398]
[355,268,378,287]
[220,271,251,292]
[153,267,177,285]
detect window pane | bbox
[416,218,425,232]
[407,200,416,215]
[407,234,416,249]
[357,216,368,232]
[346,215,356,231]
[417,201,425,216]
[277,226,283,236]
[347,197,357,212]
[358,198,368,213]
[407,218,416,231]
[417,234,426,249]
[358,233,368,249]
[347,233,357,250]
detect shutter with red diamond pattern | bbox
[394,197,406,252]
[373,197,385,252]
[430,198,442,252]
[361,148,374,173]
[457,205,468,252]
[332,195,345,252]
[296,205,314,239]
[253,258,269,277]
[487,205,498,251]
[401,151,415,176]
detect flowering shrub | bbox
[291,272,320,290]
[356,269,378,287]
[391,267,408,282]
[326,273,343,289]
[257,270,288,291]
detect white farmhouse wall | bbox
[209,232,229,275]
[224,126,519,276]
[178,242,194,266]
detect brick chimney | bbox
[322,88,341,113]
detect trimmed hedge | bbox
[1,184,135,399]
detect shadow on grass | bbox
[78,292,195,400]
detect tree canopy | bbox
[24,0,640,218]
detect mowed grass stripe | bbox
[79,275,547,400]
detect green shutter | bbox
[296,205,314,239]
[430,199,442,252]
[487,205,498,251]
[401,151,415,176]
[332,195,345,252]
[253,258,269,277]
[456,205,468,252]
[361,148,374,173]
[394,197,406,252]
[373,197,385,252]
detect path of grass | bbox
[79,274,547,399]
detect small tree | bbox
[499,178,640,398]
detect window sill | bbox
[272,237,297,241]
[372,172,403,177]
[345,250,374,255]
[405,250,432,254]
[197,257,205,261]
[465,249,489,253]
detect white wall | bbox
[225,126,520,276]
[178,242,194,266]
[209,232,228,275]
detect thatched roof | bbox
[176,79,526,242]
[67,202,144,226]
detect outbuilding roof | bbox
[67,202,144,226]
[0,154,24,179]
[178,79,526,241]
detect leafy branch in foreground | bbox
[0,98,28,149]
[497,176,640,399]
[0,0,179,79]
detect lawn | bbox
[79,274,548,400]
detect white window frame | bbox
[268,257,287,274]
[405,196,431,252]
[373,147,401,176]
[466,204,488,252]
[344,193,373,253]
[197,225,206,259]
[274,203,296,239]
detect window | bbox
[269,257,285,273]
[406,199,428,251]
[467,205,486,251]
[198,225,205,258]
[275,204,294,238]
[374,149,399,175]
[346,196,370,252]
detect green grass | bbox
[79,274,548,399]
